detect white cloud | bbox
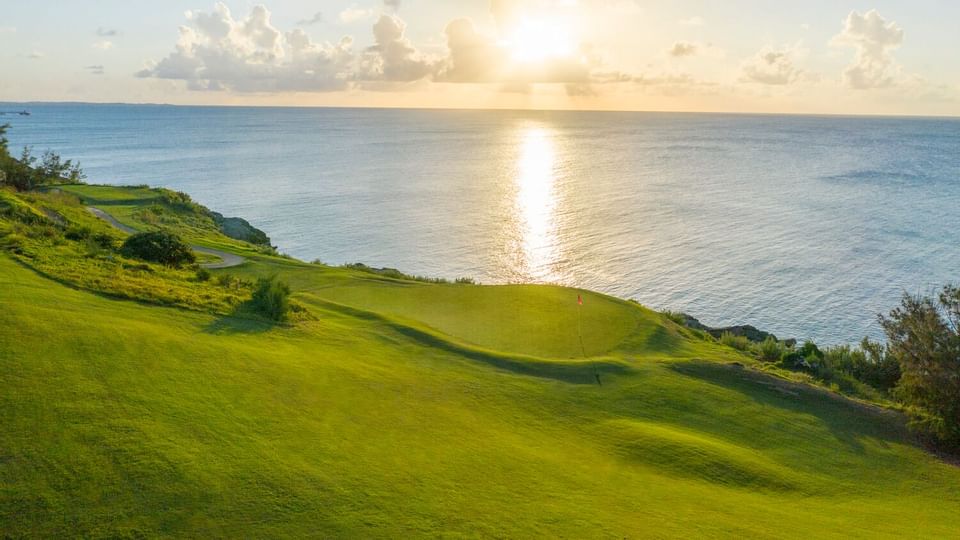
[85,65,105,75]
[26,51,44,59]
[437,18,504,83]
[140,1,631,96]
[361,14,432,81]
[383,0,401,11]
[339,6,375,24]
[679,16,704,27]
[0,27,16,34]
[96,27,120,37]
[741,45,810,85]
[93,40,114,50]
[832,10,904,89]
[138,3,355,92]
[297,12,324,26]
[668,41,698,58]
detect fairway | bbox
[3,247,960,537]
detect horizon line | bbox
[2,99,959,121]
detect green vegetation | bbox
[0,187,252,313]
[719,330,752,351]
[0,124,84,191]
[881,286,960,450]
[121,230,196,267]
[687,290,958,451]
[755,335,784,362]
[250,275,292,321]
[51,183,273,254]
[2,180,960,537]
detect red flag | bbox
[577,294,583,306]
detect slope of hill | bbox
[2,185,959,538]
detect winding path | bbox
[86,206,246,269]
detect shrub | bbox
[120,231,195,267]
[881,286,960,450]
[799,340,824,361]
[64,225,92,241]
[195,268,212,282]
[662,311,686,325]
[719,331,751,351]
[159,189,203,213]
[91,232,116,249]
[250,276,291,322]
[757,336,785,362]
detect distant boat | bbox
[0,110,30,116]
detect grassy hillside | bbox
[2,186,960,537]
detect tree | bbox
[120,231,196,267]
[39,150,85,183]
[0,123,9,153]
[0,124,85,190]
[881,286,960,449]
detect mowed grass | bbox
[312,281,642,358]
[216,255,723,361]
[3,251,960,538]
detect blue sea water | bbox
[3,103,959,344]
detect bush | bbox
[250,276,291,322]
[195,268,212,282]
[756,336,785,362]
[799,340,824,361]
[662,311,686,325]
[64,225,92,241]
[719,331,751,351]
[91,232,115,249]
[120,231,195,267]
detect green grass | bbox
[0,188,254,313]
[53,184,271,256]
[3,186,960,537]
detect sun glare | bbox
[505,19,576,63]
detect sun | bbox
[504,18,576,63]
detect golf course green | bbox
[2,185,959,538]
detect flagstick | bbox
[577,300,587,358]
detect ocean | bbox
[3,103,958,344]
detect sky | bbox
[1,0,959,115]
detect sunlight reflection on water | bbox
[512,125,560,283]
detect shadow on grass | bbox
[668,361,908,453]
[615,323,688,356]
[202,303,279,335]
